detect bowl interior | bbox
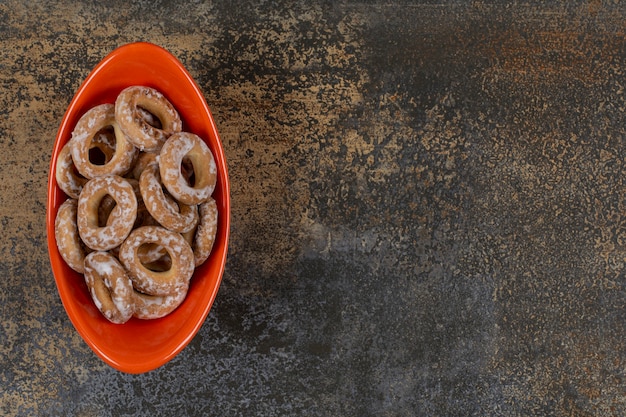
[46,42,230,373]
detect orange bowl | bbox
[46,42,230,373]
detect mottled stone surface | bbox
[1,0,625,416]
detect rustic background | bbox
[1,1,624,416]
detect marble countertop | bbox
[1,1,624,416]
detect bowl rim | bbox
[46,41,230,373]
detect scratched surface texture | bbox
[1,0,624,416]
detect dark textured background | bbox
[1,1,624,416]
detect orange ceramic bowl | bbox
[46,42,230,373]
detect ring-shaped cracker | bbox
[115,86,182,152]
[55,143,88,199]
[77,175,138,251]
[84,251,134,324]
[54,198,88,273]
[70,103,138,179]
[159,132,217,205]
[192,198,219,267]
[118,225,194,296]
[139,163,198,233]
[132,284,189,320]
